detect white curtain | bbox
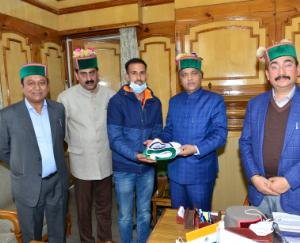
[119,27,139,85]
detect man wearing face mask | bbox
[107,58,163,243]
[57,48,115,243]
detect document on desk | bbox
[218,228,256,243]
[273,212,300,233]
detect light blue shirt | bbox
[25,98,57,177]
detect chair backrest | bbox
[0,162,13,209]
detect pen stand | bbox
[194,210,221,229]
[176,207,222,229]
[184,208,196,229]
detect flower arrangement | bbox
[175,52,199,63]
[73,48,96,58]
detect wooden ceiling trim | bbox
[21,0,59,14]
[59,0,137,14]
[59,21,138,37]
[0,13,61,44]
[22,0,138,14]
[141,0,174,7]
[22,0,175,14]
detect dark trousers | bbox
[16,173,68,243]
[170,179,215,210]
[75,175,113,243]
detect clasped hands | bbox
[136,140,197,164]
[251,175,291,196]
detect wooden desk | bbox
[148,208,190,243]
[148,209,274,243]
[152,196,171,224]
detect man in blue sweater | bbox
[107,58,162,243]
[160,53,227,210]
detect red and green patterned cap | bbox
[256,40,298,63]
[176,53,203,71]
[73,48,98,70]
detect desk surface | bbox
[148,208,190,243]
[148,209,275,243]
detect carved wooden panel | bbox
[0,32,32,106]
[139,36,176,121]
[40,42,66,100]
[85,41,121,92]
[184,20,266,88]
[212,131,247,210]
[285,15,300,83]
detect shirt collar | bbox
[272,85,295,108]
[185,88,202,98]
[25,98,47,111]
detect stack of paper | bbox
[273,212,300,234]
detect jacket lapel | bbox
[282,87,300,153]
[47,100,57,147]
[18,101,40,149]
[257,92,272,168]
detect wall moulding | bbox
[21,0,174,14]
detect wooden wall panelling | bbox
[0,32,32,106]
[184,20,266,88]
[182,20,267,131]
[284,15,300,83]
[175,0,275,43]
[212,131,248,210]
[139,36,176,121]
[40,42,66,100]
[275,0,300,42]
[0,13,61,46]
[84,41,121,92]
[139,21,175,41]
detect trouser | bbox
[170,179,215,210]
[75,175,113,243]
[114,169,155,243]
[256,195,283,218]
[16,173,68,243]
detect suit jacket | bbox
[0,99,68,207]
[240,86,300,214]
[58,84,115,180]
[160,89,228,184]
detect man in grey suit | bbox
[0,63,69,243]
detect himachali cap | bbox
[143,139,181,161]
[73,48,98,70]
[20,63,47,79]
[256,40,298,63]
[176,52,203,71]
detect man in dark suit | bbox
[159,53,228,210]
[0,63,69,243]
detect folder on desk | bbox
[185,222,218,241]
